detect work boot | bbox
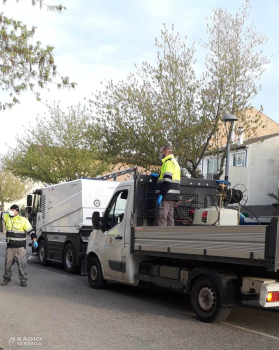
[21,282,27,287]
[1,279,9,286]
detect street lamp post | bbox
[222,113,238,181]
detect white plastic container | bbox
[193,206,238,226]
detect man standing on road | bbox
[0,204,38,287]
[151,144,181,226]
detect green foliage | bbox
[92,1,269,178]
[0,2,75,110]
[201,1,270,178]
[19,204,28,217]
[93,25,211,177]
[0,170,33,210]
[3,104,112,184]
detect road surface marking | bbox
[223,322,279,341]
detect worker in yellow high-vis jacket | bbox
[0,204,37,287]
[151,144,181,226]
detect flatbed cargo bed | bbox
[133,220,279,272]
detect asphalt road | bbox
[0,234,279,350]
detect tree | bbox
[93,1,269,178]
[201,0,270,178]
[3,0,66,13]
[1,1,75,110]
[0,171,33,210]
[3,104,112,184]
[93,25,207,176]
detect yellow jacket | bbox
[1,212,35,248]
[155,154,181,201]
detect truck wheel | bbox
[88,257,107,289]
[38,240,50,266]
[63,243,78,274]
[191,276,232,323]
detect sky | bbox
[1,0,279,155]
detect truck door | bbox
[102,187,130,280]
[31,190,42,233]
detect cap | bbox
[10,204,19,212]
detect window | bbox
[206,158,220,179]
[233,152,246,167]
[32,192,42,216]
[106,190,128,230]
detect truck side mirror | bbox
[92,211,100,229]
[27,195,33,207]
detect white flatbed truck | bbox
[86,168,279,323]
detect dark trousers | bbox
[154,201,175,226]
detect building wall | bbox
[247,108,279,139]
[228,167,249,193]
[212,107,279,148]
[202,135,279,206]
[245,136,279,205]
[225,137,279,206]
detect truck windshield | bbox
[33,192,42,216]
[106,190,128,230]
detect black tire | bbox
[63,243,78,274]
[38,240,50,266]
[191,276,232,323]
[87,257,107,289]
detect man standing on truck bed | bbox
[0,204,38,287]
[151,144,181,226]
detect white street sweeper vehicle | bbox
[26,176,122,273]
[86,168,279,323]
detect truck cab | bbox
[87,182,133,282]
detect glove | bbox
[150,173,159,178]
[157,195,163,207]
[33,241,38,249]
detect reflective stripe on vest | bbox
[3,214,31,248]
[156,154,181,200]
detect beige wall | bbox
[246,108,279,139]
[246,136,279,205]
[211,107,279,149]
[219,136,279,206]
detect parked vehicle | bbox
[27,178,119,273]
[86,168,279,323]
